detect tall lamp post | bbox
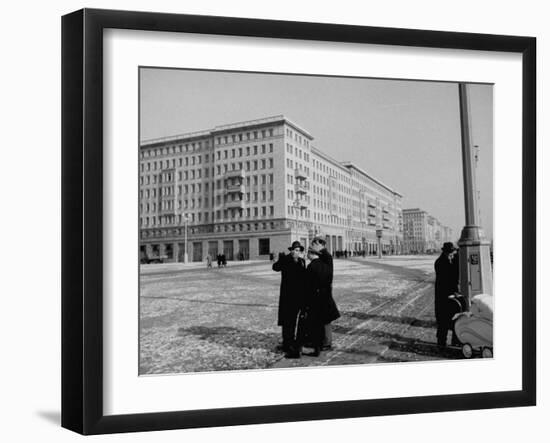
[181,213,189,264]
[293,198,301,243]
[376,229,383,259]
[457,83,492,302]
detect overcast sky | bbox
[140,68,493,241]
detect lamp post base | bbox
[457,225,493,303]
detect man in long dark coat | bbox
[272,241,306,358]
[298,243,340,357]
[311,237,340,349]
[434,242,460,347]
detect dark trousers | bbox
[436,299,461,346]
[281,310,300,351]
[436,321,459,346]
[296,308,324,350]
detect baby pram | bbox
[453,293,493,359]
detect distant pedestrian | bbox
[434,242,460,347]
[206,254,212,269]
[273,241,306,358]
[221,254,227,267]
[217,254,222,268]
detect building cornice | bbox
[140,115,314,148]
[340,162,403,197]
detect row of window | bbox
[140,139,211,159]
[140,206,277,227]
[141,155,205,172]
[285,158,310,173]
[212,158,274,176]
[216,128,275,145]
[225,173,274,188]
[312,158,349,183]
[139,160,275,186]
[216,143,274,159]
[140,142,275,172]
[285,128,309,148]
[312,160,398,202]
[142,193,277,213]
[217,206,275,219]
[286,143,310,161]
[139,175,276,199]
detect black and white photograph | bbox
[138,68,494,375]
[2,0,545,440]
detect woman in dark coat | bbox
[434,242,460,347]
[272,241,306,357]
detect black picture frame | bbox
[61,8,536,435]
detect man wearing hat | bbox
[434,242,460,347]
[272,240,306,358]
[310,236,340,350]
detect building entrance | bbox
[238,239,249,260]
[208,241,218,259]
[223,240,234,260]
[193,242,203,262]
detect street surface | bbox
[139,256,463,375]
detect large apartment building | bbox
[402,208,454,254]
[139,115,403,262]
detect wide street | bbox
[139,255,463,375]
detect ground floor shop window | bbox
[258,238,270,255]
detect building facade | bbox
[139,115,403,262]
[402,208,454,254]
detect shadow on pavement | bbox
[335,326,462,361]
[380,338,463,361]
[177,325,280,352]
[339,310,437,329]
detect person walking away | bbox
[272,241,306,358]
[311,237,340,350]
[206,254,212,269]
[434,242,460,347]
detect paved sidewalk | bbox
[140,259,268,275]
[139,256,462,375]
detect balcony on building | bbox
[382,207,390,213]
[367,201,376,208]
[224,169,245,180]
[294,168,308,180]
[225,199,245,210]
[295,182,309,194]
[368,220,377,226]
[382,214,390,221]
[294,198,309,210]
[368,210,377,217]
[225,183,245,195]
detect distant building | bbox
[402,208,453,254]
[139,115,403,262]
